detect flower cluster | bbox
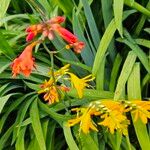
[11,16,85,77]
[26,16,85,53]
[68,100,150,135]
[38,64,95,104]
[38,64,70,104]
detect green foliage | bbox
[0,0,150,150]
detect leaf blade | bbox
[30,99,46,150]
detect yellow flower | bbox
[100,100,125,113]
[68,107,99,134]
[68,73,95,98]
[131,101,150,124]
[99,110,129,135]
[92,100,130,135]
[49,64,70,80]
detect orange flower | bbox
[11,41,39,77]
[26,24,43,42]
[43,86,59,104]
[47,16,65,24]
[58,85,70,92]
[25,16,85,53]
[52,24,78,43]
[66,41,85,53]
[38,79,58,104]
[26,16,65,42]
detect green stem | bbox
[43,43,65,54]
[43,43,56,85]
[124,0,150,17]
[50,52,56,85]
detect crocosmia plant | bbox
[0,0,150,150]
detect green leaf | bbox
[41,119,49,140]
[0,93,33,132]
[30,98,46,150]
[67,89,114,99]
[53,0,73,20]
[46,121,56,150]
[124,0,150,17]
[0,0,11,26]
[114,51,136,100]
[55,56,92,72]
[0,14,29,24]
[25,0,46,20]
[63,122,79,150]
[73,12,94,66]
[127,63,150,149]
[115,132,122,150]
[0,31,15,59]
[12,96,35,144]
[142,73,150,90]
[101,0,113,28]
[15,127,26,150]
[0,83,9,96]
[0,124,15,149]
[37,0,53,18]
[81,0,100,48]
[24,81,40,91]
[92,10,138,76]
[92,19,116,75]
[144,28,150,34]
[80,132,99,150]
[109,54,122,91]
[27,135,41,150]
[0,60,11,74]
[101,0,116,62]
[96,56,106,90]
[128,0,134,6]
[135,38,150,49]
[113,0,124,37]
[0,84,21,96]
[119,29,150,74]
[134,0,150,36]
[0,94,12,113]
[38,99,69,125]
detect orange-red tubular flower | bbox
[52,24,78,44]
[69,41,85,53]
[47,16,65,24]
[11,41,39,77]
[26,24,43,42]
[26,32,37,42]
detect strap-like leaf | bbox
[30,98,46,150]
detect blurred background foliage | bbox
[0,0,150,149]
